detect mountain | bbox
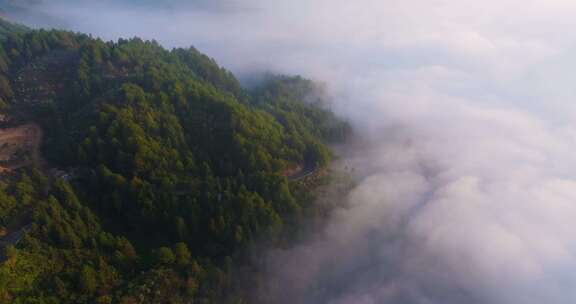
[0,22,350,303]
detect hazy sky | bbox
[9,1,576,303]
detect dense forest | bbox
[0,18,350,303]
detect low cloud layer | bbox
[9,1,576,303]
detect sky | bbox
[6,1,576,303]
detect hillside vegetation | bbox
[0,16,27,39]
[0,23,350,303]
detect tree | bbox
[156,247,175,265]
[174,242,191,266]
[79,265,98,294]
[175,217,188,241]
[0,75,12,99]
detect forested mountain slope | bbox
[0,24,350,303]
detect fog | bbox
[7,1,576,303]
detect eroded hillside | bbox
[0,123,41,171]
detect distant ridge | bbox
[0,16,28,39]
[0,1,61,30]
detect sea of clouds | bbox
[8,1,576,303]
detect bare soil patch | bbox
[0,123,43,171]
